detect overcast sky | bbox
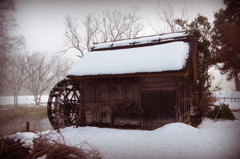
[13,0,225,54]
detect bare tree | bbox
[0,51,29,106]
[0,0,18,64]
[98,7,143,42]
[63,6,144,56]
[82,13,100,51]
[151,0,191,33]
[0,0,19,95]
[0,0,16,34]
[62,15,85,57]
[24,51,74,105]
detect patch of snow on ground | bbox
[9,132,38,149]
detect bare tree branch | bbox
[0,50,29,106]
[62,6,144,57]
[62,15,85,58]
[152,0,191,33]
[24,51,74,105]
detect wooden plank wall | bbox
[82,80,140,114]
[80,75,191,128]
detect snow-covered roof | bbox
[67,32,197,78]
[91,32,191,50]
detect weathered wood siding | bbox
[176,76,190,123]
[80,75,190,129]
[82,80,140,114]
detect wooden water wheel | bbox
[47,79,83,129]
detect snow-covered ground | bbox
[8,102,240,159]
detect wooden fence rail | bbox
[216,97,240,103]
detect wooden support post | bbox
[26,122,30,132]
[80,81,85,127]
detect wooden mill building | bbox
[66,31,198,129]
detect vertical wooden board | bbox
[80,81,85,118]
[110,85,123,100]
[141,90,154,124]
[96,85,108,102]
[82,84,94,101]
[141,90,176,128]
[125,85,139,100]
[181,77,184,121]
[175,77,179,121]
[162,91,176,122]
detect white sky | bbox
[13,0,234,91]
[13,0,224,54]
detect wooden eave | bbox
[67,70,188,81]
[87,79,140,86]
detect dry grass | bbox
[30,138,101,159]
[0,132,101,159]
[0,138,30,159]
[31,133,101,159]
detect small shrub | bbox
[192,91,217,117]
[207,103,236,121]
